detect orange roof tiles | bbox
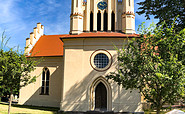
[30,35,66,57]
[29,32,140,57]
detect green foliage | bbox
[137,0,185,31]
[0,32,40,96]
[107,21,185,113]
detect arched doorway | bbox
[89,76,112,111]
[95,82,107,110]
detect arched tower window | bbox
[104,11,108,31]
[111,11,115,32]
[90,11,93,32]
[97,10,101,31]
[76,0,78,7]
[41,67,50,95]
[129,0,131,6]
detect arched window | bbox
[76,0,78,7]
[97,10,101,31]
[90,11,93,32]
[129,0,130,6]
[111,11,115,32]
[41,68,50,95]
[104,11,108,31]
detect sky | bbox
[0,0,158,51]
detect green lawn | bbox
[0,102,60,114]
[1,102,185,114]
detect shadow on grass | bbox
[0,102,61,113]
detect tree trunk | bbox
[8,90,13,114]
[156,102,161,114]
[156,107,160,114]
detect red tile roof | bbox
[29,32,140,57]
[30,35,66,57]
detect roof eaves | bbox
[60,35,140,39]
[26,55,63,58]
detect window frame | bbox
[40,67,50,95]
[90,49,112,72]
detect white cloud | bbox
[0,0,27,48]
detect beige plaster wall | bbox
[19,57,64,108]
[61,38,142,112]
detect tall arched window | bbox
[111,11,115,32]
[129,0,131,6]
[104,11,108,31]
[41,68,50,95]
[97,10,101,31]
[90,11,93,32]
[76,0,78,7]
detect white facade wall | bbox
[60,38,142,112]
[19,57,64,107]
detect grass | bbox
[0,102,60,114]
[1,102,184,114]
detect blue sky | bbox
[0,0,158,51]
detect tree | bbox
[137,0,185,31]
[0,33,40,114]
[107,22,185,114]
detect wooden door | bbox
[95,82,107,110]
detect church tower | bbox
[70,0,135,35]
[70,0,84,35]
[122,0,135,34]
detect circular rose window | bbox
[90,50,112,72]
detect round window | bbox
[94,53,109,68]
[90,49,112,72]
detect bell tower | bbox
[70,0,84,35]
[70,0,135,35]
[122,0,135,34]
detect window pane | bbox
[44,68,48,71]
[94,53,109,68]
[42,71,45,80]
[46,70,50,80]
[46,81,49,86]
[46,87,49,95]
[42,81,45,86]
[41,87,44,94]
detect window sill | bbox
[40,93,49,96]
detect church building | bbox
[19,0,143,112]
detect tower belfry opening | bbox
[104,11,108,32]
[111,11,115,32]
[70,0,136,34]
[90,11,93,32]
[97,11,101,31]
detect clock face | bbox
[97,1,107,10]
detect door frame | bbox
[89,76,112,111]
